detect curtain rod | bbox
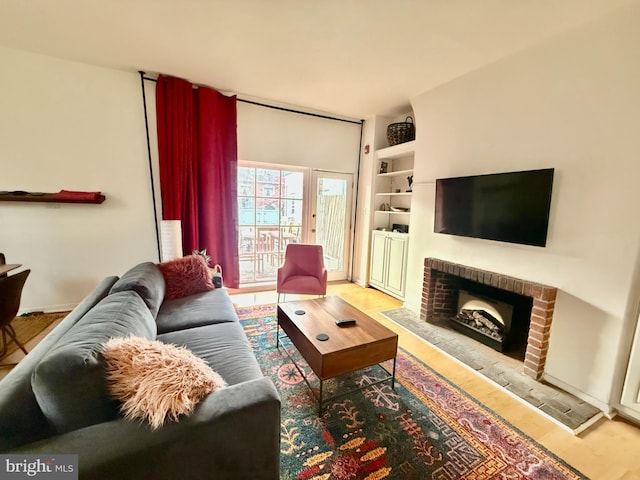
[138,71,161,261]
[350,120,364,281]
[141,73,363,125]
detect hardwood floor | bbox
[235,281,640,480]
[0,313,62,378]
[4,281,639,478]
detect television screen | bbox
[434,168,554,247]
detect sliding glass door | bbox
[310,171,353,282]
[237,163,352,286]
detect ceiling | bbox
[0,0,634,120]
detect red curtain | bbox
[155,75,240,288]
[195,87,239,288]
[155,76,199,251]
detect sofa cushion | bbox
[32,291,157,434]
[156,288,238,334]
[0,276,119,452]
[109,262,166,318]
[157,322,263,386]
[103,336,227,430]
[157,255,214,300]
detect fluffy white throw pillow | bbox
[103,336,226,429]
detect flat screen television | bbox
[434,168,554,247]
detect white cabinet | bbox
[619,317,640,422]
[373,140,415,232]
[369,230,409,300]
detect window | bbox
[238,164,305,285]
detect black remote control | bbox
[335,319,356,327]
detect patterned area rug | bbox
[236,304,587,480]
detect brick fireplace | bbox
[421,258,557,380]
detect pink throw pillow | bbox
[103,336,227,429]
[157,255,214,300]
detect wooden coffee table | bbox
[277,296,398,414]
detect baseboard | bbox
[19,303,78,315]
[542,373,614,417]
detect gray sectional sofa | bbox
[0,262,281,480]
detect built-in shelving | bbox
[368,122,416,300]
[373,140,415,231]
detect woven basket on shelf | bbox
[386,116,415,146]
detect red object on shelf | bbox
[53,190,102,201]
[0,191,105,204]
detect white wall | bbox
[0,47,157,312]
[404,5,640,410]
[0,53,363,310]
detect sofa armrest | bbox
[12,377,281,480]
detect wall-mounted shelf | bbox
[376,140,416,160]
[377,168,413,178]
[375,210,411,215]
[375,192,412,196]
[0,191,105,204]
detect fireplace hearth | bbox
[421,258,557,380]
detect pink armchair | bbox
[276,244,327,303]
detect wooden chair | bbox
[256,226,278,272]
[0,269,31,358]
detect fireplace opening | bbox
[451,290,510,352]
[449,283,532,359]
[433,278,533,361]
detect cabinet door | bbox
[620,316,640,421]
[369,232,387,287]
[384,235,408,297]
